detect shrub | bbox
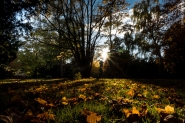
[46,75,52,79]
[74,72,82,80]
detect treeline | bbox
[1,0,185,79]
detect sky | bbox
[126,0,141,8]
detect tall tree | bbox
[0,0,44,65]
[101,0,129,50]
[32,0,128,78]
[131,0,165,63]
[163,21,185,75]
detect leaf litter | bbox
[0,79,185,122]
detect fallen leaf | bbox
[87,112,101,123]
[132,107,140,116]
[79,94,87,101]
[127,89,135,97]
[155,105,174,114]
[35,98,47,105]
[153,95,160,99]
[37,112,55,120]
[137,94,143,97]
[11,95,21,103]
[61,101,68,105]
[78,88,86,92]
[62,97,67,101]
[123,109,131,118]
[165,105,174,114]
[24,109,33,118]
[46,103,55,108]
[82,110,101,123]
[67,97,78,102]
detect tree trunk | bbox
[80,65,92,78]
[79,57,92,78]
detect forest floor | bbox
[0,78,185,123]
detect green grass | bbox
[0,78,185,123]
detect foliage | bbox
[10,39,61,78]
[163,22,185,76]
[0,79,185,122]
[0,0,44,65]
[74,72,82,80]
[46,75,52,79]
[30,0,128,78]
[91,60,102,78]
[131,0,165,62]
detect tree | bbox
[32,0,128,78]
[0,0,44,65]
[12,38,61,78]
[131,0,165,63]
[0,0,44,78]
[163,21,185,76]
[101,0,129,50]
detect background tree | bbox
[12,39,61,78]
[101,0,129,50]
[0,0,42,78]
[0,0,45,65]
[31,0,128,78]
[131,0,165,63]
[163,21,185,77]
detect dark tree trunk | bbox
[79,56,92,78]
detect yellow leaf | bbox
[156,105,174,114]
[153,95,160,99]
[87,114,101,123]
[165,105,174,114]
[127,89,135,97]
[61,101,68,105]
[78,88,86,92]
[155,107,166,113]
[82,110,101,123]
[35,87,42,92]
[35,98,47,105]
[84,84,89,87]
[62,97,67,101]
[137,94,143,97]
[123,109,131,118]
[46,103,55,107]
[132,107,140,116]
[37,112,55,120]
[79,94,87,101]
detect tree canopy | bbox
[1,0,185,79]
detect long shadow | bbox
[130,79,185,89]
[0,78,106,92]
[0,78,108,114]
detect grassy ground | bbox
[0,78,185,123]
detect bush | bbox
[46,75,52,79]
[74,72,82,80]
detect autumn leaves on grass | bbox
[0,79,185,123]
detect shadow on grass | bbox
[0,78,107,112]
[130,79,185,89]
[0,78,106,92]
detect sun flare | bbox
[101,48,109,61]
